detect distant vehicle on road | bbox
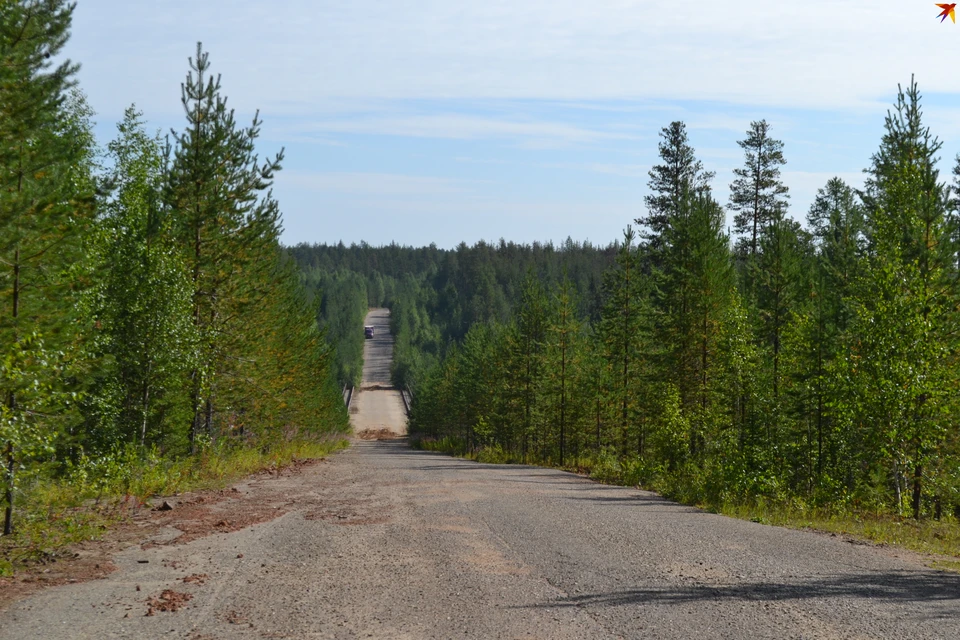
[364,325,375,339]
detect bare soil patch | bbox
[145,589,192,615]
[0,456,333,610]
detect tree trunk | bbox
[3,441,14,536]
[189,374,201,453]
[6,242,20,535]
[559,341,566,467]
[205,396,214,444]
[912,463,923,520]
[140,379,150,448]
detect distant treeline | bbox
[1,2,347,535]
[288,239,619,389]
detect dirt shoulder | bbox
[0,455,330,610]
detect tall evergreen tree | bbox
[599,227,648,454]
[0,0,94,535]
[504,274,549,459]
[165,43,284,449]
[801,178,863,480]
[637,122,714,265]
[545,278,582,465]
[657,189,735,455]
[845,78,956,518]
[729,120,789,260]
[755,217,808,403]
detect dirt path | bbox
[352,308,407,436]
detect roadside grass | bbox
[717,501,960,561]
[0,435,349,577]
[410,435,960,567]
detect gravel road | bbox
[2,308,960,638]
[352,308,407,436]
[3,443,960,639]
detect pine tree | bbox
[948,154,960,271]
[504,274,549,459]
[657,188,735,455]
[545,277,582,465]
[165,43,284,449]
[0,0,94,535]
[729,120,789,260]
[802,178,863,480]
[755,217,808,404]
[458,322,502,451]
[726,120,799,472]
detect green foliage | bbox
[402,78,960,530]
[637,121,715,266]
[303,268,368,387]
[729,119,790,260]
[80,107,197,453]
[0,16,348,542]
[1,1,97,535]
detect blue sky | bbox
[66,1,960,248]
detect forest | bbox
[4,0,959,576]
[0,0,348,555]
[295,78,960,522]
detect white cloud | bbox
[70,0,960,121]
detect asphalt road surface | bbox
[352,308,407,436]
[2,310,960,638]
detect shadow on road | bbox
[517,570,960,613]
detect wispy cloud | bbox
[276,171,478,197]
[71,0,960,119]
[296,114,633,147]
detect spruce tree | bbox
[598,227,648,455]
[637,121,714,266]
